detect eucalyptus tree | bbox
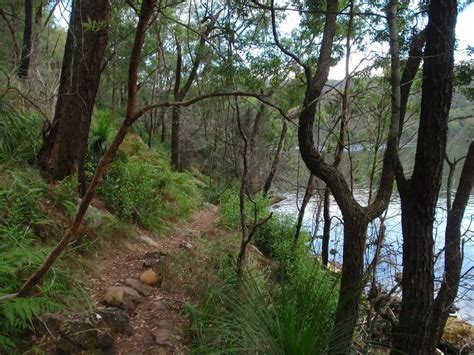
[251,0,429,352]
[390,0,473,352]
[37,0,109,195]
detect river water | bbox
[270,191,474,323]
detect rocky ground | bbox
[33,203,219,354]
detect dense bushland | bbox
[0,109,203,351]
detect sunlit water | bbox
[270,191,474,323]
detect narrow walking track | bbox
[89,204,218,354]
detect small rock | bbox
[125,278,153,296]
[142,251,167,268]
[180,242,193,250]
[152,328,174,346]
[103,286,142,311]
[203,202,218,212]
[97,307,133,336]
[140,268,160,286]
[138,235,159,247]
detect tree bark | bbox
[18,0,33,78]
[392,0,458,353]
[37,0,109,195]
[263,117,288,195]
[328,212,369,352]
[430,142,473,345]
[171,20,214,171]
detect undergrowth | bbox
[187,188,341,354]
[99,134,202,232]
[0,167,91,352]
[0,105,42,164]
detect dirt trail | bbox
[89,205,218,355]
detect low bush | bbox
[88,109,117,162]
[188,199,340,354]
[0,167,90,352]
[99,135,202,232]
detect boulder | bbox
[140,268,161,286]
[58,312,114,351]
[440,317,474,354]
[103,286,143,311]
[125,278,154,297]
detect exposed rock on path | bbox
[88,205,218,354]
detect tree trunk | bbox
[171,105,181,170]
[37,0,109,194]
[430,142,473,345]
[263,117,288,195]
[392,0,458,353]
[18,0,33,78]
[328,212,368,353]
[293,174,316,245]
[321,186,331,265]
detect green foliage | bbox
[0,166,90,352]
[99,135,202,232]
[188,202,340,354]
[51,176,78,216]
[88,109,117,162]
[0,107,42,164]
[219,186,270,229]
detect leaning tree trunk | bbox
[37,0,109,194]
[392,0,458,353]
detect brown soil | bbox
[88,205,219,355]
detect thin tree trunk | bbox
[171,20,215,170]
[18,0,33,78]
[430,142,473,343]
[321,186,331,265]
[263,117,288,195]
[293,174,316,245]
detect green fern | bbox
[1,297,61,331]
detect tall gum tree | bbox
[262,0,426,351]
[37,0,109,194]
[390,0,470,353]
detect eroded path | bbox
[89,204,218,354]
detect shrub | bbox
[188,204,340,354]
[88,109,117,162]
[0,108,42,164]
[0,167,90,352]
[50,176,78,216]
[99,135,202,232]
[189,263,339,354]
[219,186,270,228]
